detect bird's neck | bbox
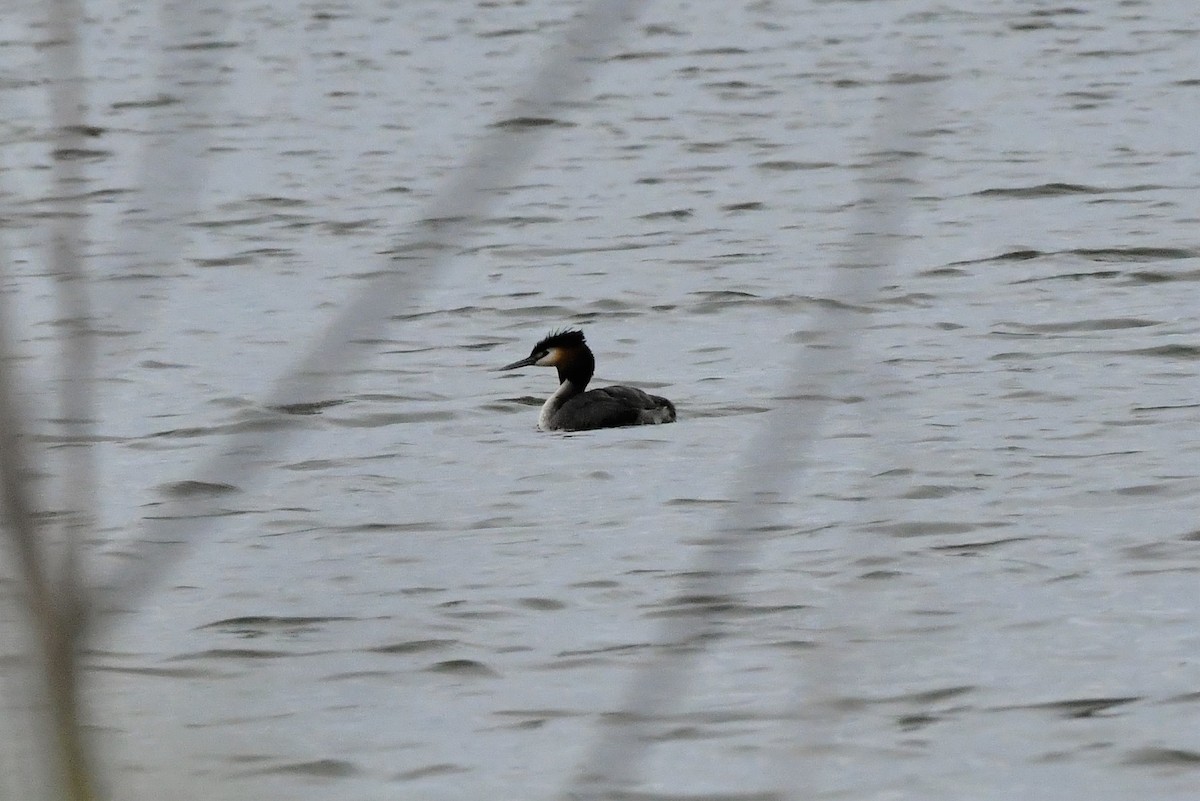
[539,378,584,431]
[555,348,594,391]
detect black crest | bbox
[533,328,585,353]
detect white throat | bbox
[538,379,578,431]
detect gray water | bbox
[2,1,1199,799]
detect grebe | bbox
[499,329,677,431]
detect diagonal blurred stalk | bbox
[94,0,650,632]
[563,78,933,800]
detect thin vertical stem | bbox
[0,258,95,801]
[32,0,99,797]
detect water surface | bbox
[2,1,1199,799]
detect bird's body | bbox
[500,329,676,432]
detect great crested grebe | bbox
[499,329,677,432]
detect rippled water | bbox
[3,1,1200,799]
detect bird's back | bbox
[551,385,676,431]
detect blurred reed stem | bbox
[0,0,104,797]
[0,288,96,800]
